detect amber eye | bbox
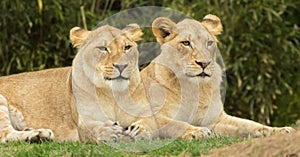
[181,41,190,46]
[207,40,214,47]
[96,46,108,52]
[124,45,132,51]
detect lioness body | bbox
[132,15,294,138]
[0,67,78,141]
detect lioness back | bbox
[0,67,79,141]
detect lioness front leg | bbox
[212,112,294,137]
[125,116,211,140]
[0,95,54,143]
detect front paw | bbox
[124,121,151,141]
[94,121,128,142]
[274,126,295,134]
[181,126,212,140]
[24,128,55,143]
[255,126,295,137]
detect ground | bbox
[204,130,300,157]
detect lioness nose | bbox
[113,64,128,72]
[195,61,211,69]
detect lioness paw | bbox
[110,122,134,142]
[274,126,295,134]
[93,121,133,142]
[124,121,151,141]
[24,128,54,143]
[181,126,211,140]
[254,126,295,137]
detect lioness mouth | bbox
[104,75,129,81]
[197,72,211,78]
[186,72,211,78]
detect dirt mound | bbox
[205,130,300,157]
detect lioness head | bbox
[70,24,143,91]
[152,14,223,82]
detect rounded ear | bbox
[122,23,143,41]
[152,17,177,44]
[201,14,223,35]
[69,27,90,48]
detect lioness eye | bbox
[124,45,132,51]
[207,40,214,47]
[96,46,108,52]
[181,41,190,46]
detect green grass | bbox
[0,136,243,157]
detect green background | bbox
[0,0,299,126]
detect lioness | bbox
[128,14,294,138]
[0,24,148,143]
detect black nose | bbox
[113,64,128,72]
[195,61,211,69]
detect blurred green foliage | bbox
[0,0,299,126]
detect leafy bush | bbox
[0,0,299,125]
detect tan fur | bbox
[135,14,294,138]
[0,68,75,142]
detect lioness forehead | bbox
[92,26,122,39]
[88,25,132,46]
[177,19,212,39]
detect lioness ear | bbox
[123,23,143,41]
[201,14,223,35]
[69,27,90,48]
[152,17,177,44]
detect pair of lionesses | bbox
[0,14,294,143]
